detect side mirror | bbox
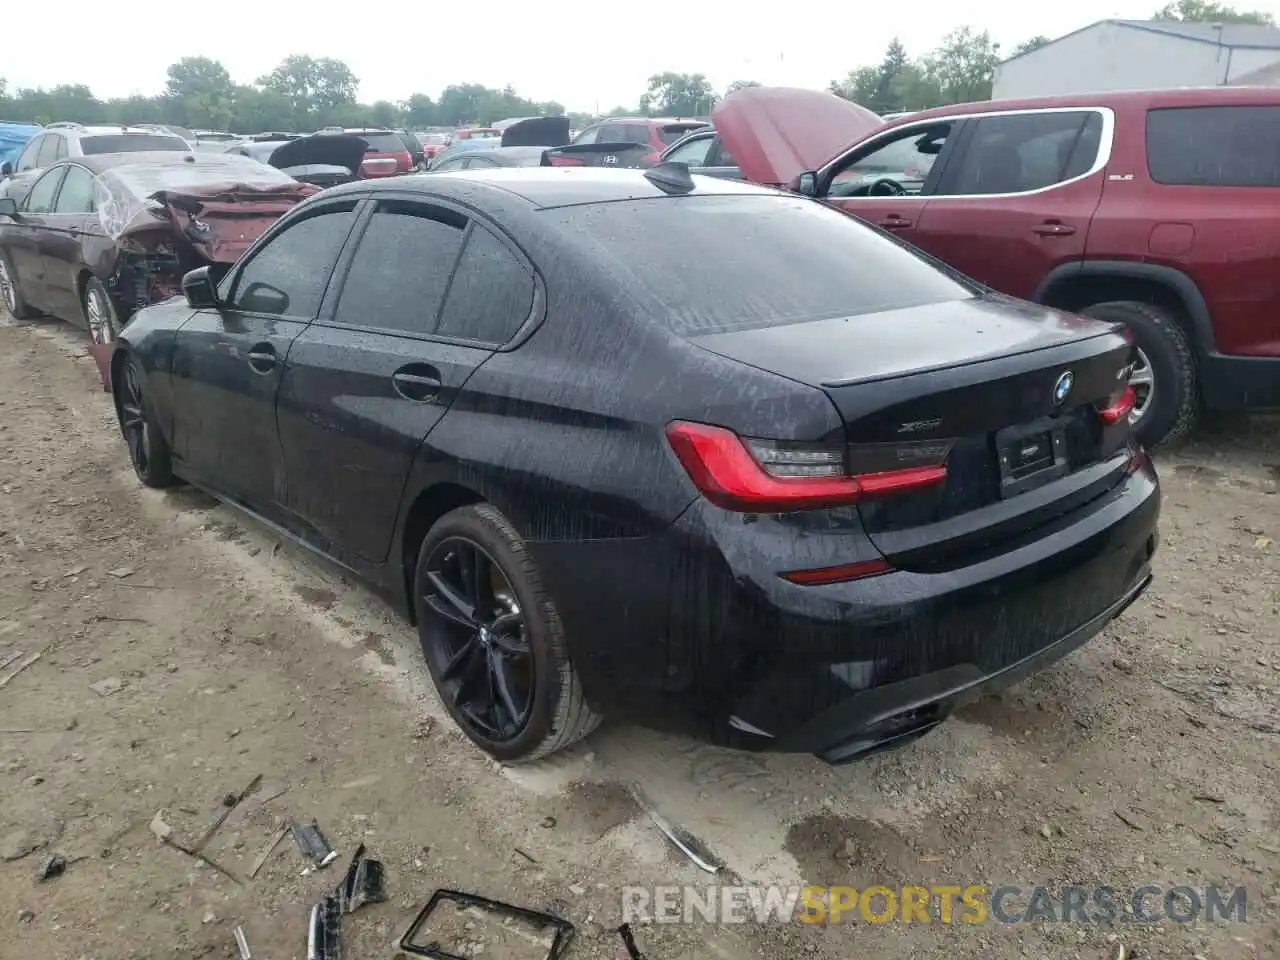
[182,266,219,309]
[0,162,12,178]
[794,171,819,197]
[0,197,17,217]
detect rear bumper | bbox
[1198,352,1280,412]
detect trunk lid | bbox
[691,296,1136,569]
[500,116,571,148]
[268,134,366,176]
[711,86,884,186]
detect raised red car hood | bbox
[711,86,884,186]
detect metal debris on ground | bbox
[0,650,44,690]
[249,822,289,879]
[629,784,722,874]
[617,923,646,959]
[399,889,576,960]
[290,820,338,868]
[36,853,66,882]
[194,773,262,852]
[308,894,343,960]
[233,925,252,959]
[149,809,243,885]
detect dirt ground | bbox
[0,311,1276,960]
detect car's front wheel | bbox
[0,252,36,319]
[116,353,176,488]
[414,504,601,762]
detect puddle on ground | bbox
[295,585,338,610]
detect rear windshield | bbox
[550,195,974,335]
[81,134,189,155]
[357,132,407,153]
[659,124,708,145]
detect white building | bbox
[993,19,1280,99]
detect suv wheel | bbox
[1078,300,1197,448]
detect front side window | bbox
[435,225,534,343]
[1147,105,1280,187]
[664,135,714,167]
[17,136,44,172]
[23,168,66,214]
[227,204,358,316]
[332,201,466,335]
[54,166,97,213]
[829,123,952,197]
[53,138,68,161]
[946,111,1101,196]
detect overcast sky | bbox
[6,1,1280,111]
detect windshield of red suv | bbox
[81,135,189,155]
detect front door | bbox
[277,196,536,563]
[168,198,361,514]
[821,119,963,245]
[7,166,65,312]
[910,109,1107,300]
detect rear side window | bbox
[80,134,188,154]
[1147,106,1280,187]
[357,132,407,153]
[947,111,1101,195]
[660,124,706,145]
[550,195,974,336]
[36,136,60,167]
[436,226,534,343]
[228,204,358,316]
[333,201,466,335]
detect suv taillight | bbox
[665,421,947,513]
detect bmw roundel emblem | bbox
[1053,370,1074,405]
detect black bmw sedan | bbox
[108,166,1159,765]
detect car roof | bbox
[894,85,1280,125]
[333,166,777,209]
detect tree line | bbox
[0,0,1270,133]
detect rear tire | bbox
[0,252,36,319]
[413,504,601,763]
[1078,300,1197,448]
[83,277,122,344]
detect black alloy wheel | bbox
[413,504,601,762]
[421,536,535,741]
[117,355,174,488]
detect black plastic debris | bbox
[337,844,387,914]
[290,820,338,868]
[399,889,575,959]
[304,845,387,960]
[37,854,66,882]
[617,923,646,959]
[307,894,343,960]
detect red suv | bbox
[710,86,1280,447]
[544,117,708,168]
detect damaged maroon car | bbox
[0,151,316,345]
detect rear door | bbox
[39,164,97,321]
[277,195,535,563]
[168,197,361,514]
[819,119,964,244]
[910,108,1108,300]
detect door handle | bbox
[247,343,277,373]
[1032,221,1076,236]
[392,367,442,402]
[877,215,913,229]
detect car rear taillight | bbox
[548,155,584,167]
[1096,385,1136,425]
[639,151,661,166]
[665,421,947,513]
[395,150,413,171]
